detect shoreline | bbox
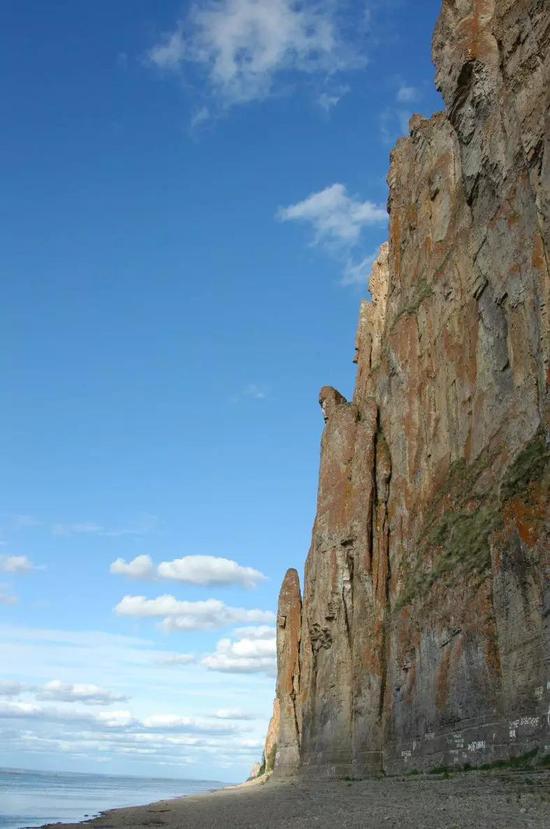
[37,769,550,829]
[32,776,264,829]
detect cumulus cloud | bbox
[110,554,266,588]
[157,556,265,588]
[38,680,129,706]
[277,183,386,248]
[202,629,276,675]
[0,623,272,774]
[148,0,366,108]
[277,183,387,289]
[0,555,38,573]
[115,595,275,632]
[110,555,155,579]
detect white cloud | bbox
[340,249,380,287]
[0,699,133,728]
[232,625,275,640]
[0,700,239,735]
[0,555,37,573]
[148,0,366,108]
[396,84,420,103]
[95,709,136,728]
[277,183,386,248]
[115,595,275,631]
[110,554,266,588]
[277,183,387,288]
[3,724,264,772]
[214,708,255,720]
[0,624,274,776]
[318,83,349,112]
[0,681,24,697]
[0,678,127,705]
[0,700,44,718]
[318,91,339,111]
[157,555,266,588]
[202,629,276,675]
[140,713,238,734]
[110,555,155,579]
[1,720,265,777]
[140,714,206,731]
[0,626,178,700]
[149,25,186,69]
[38,680,129,706]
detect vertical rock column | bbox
[273,568,302,776]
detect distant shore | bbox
[39,769,550,828]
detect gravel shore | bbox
[39,769,550,828]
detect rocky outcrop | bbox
[270,0,550,777]
[274,568,302,775]
[254,570,301,780]
[258,698,280,776]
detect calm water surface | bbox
[0,768,225,829]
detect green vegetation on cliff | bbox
[397,430,549,610]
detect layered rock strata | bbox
[271,0,550,777]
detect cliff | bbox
[269,0,550,777]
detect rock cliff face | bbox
[271,0,550,777]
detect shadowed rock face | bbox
[270,0,550,777]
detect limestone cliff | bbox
[271,0,550,777]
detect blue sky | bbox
[1,0,442,782]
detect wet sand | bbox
[40,769,550,829]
